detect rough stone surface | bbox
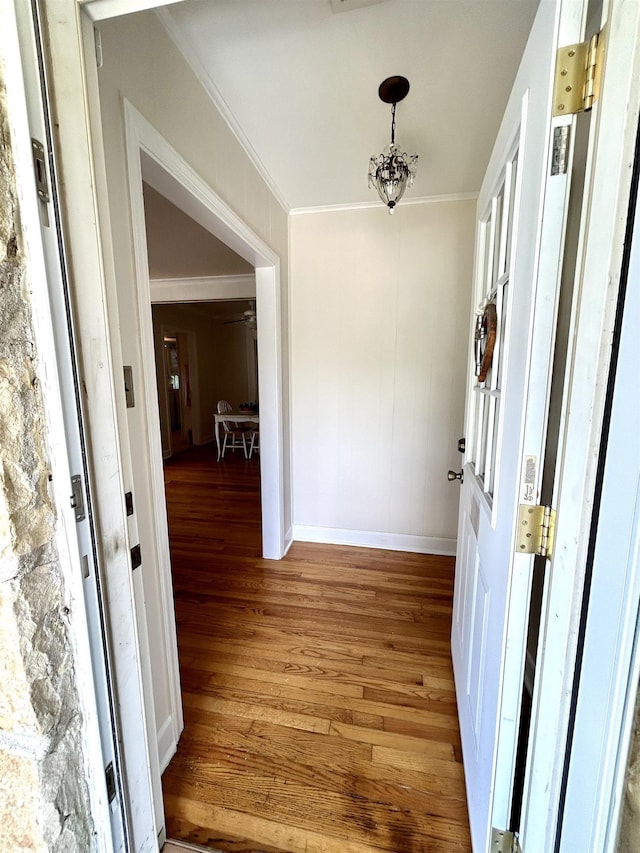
[0,750,43,852]
[617,689,640,851]
[0,61,94,853]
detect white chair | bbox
[217,400,248,459]
[248,428,260,459]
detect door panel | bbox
[451,1,587,849]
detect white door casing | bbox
[557,136,640,853]
[521,1,640,847]
[29,1,160,849]
[452,2,589,849]
[5,2,126,848]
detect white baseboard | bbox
[157,716,177,773]
[292,525,456,556]
[162,841,223,853]
[283,526,294,556]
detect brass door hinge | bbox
[553,27,606,116]
[516,504,556,559]
[491,828,522,853]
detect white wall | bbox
[96,9,289,783]
[143,182,254,279]
[291,199,475,553]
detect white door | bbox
[451,2,588,849]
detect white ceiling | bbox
[160,0,539,211]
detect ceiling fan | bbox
[224,301,256,330]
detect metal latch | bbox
[31,138,50,202]
[70,475,86,522]
[491,828,522,853]
[551,125,570,175]
[516,504,556,559]
[125,491,134,517]
[553,27,606,116]
[105,761,116,803]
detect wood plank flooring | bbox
[162,444,471,853]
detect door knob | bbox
[448,469,464,483]
[458,437,466,453]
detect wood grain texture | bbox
[162,445,470,852]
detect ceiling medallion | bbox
[368,75,418,214]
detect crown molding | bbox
[155,8,290,214]
[290,192,479,216]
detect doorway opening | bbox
[119,100,286,828]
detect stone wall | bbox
[617,691,640,851]
[0,67,94,852]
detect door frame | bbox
[519,1,640,849]
[3,2,121,848]
[124,103,285,794]
[556,113,640,853]
[125,99,285,560]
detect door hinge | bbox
[105,761,116,803]
[553,27,606,116]
[130,544,142,571]
[70,474,86,522]
[31,138,50,203]
[516,504,556,559]
[491,827,522,853]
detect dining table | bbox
[214,411,259,461]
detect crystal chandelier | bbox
[368,76,418,214]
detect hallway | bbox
[161,445,471,852]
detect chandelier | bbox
[368,76,418,214]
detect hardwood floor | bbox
[162,444,471,853]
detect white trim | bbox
[124,105,184,778]
[150,274,256,304]
[290,192,479,216]
[162,841,224,853]
[284,526,294,555]
[255,265,286,559]
[79,0,181,22]
[155,7,290,214]
[157,716,177,774]
[293,526,456,557]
